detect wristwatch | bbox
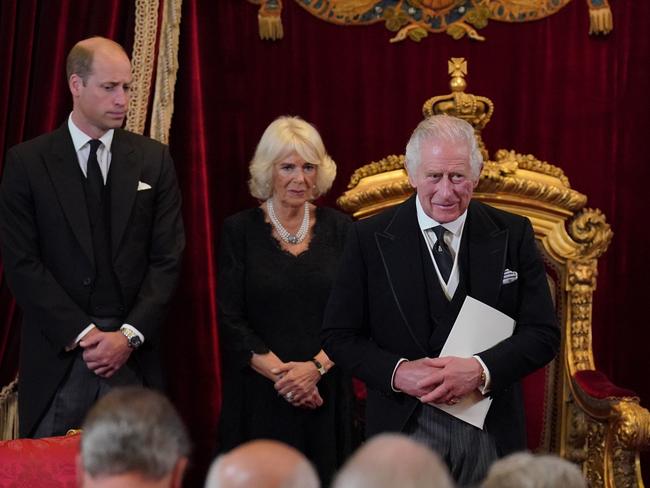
[120,327,142,349]
[310,358,326,375]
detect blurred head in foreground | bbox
[78,387,190,488]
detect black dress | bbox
[216,206,353,485]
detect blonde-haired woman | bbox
[217,116,352,484]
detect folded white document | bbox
[434,296,515,429]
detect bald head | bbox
[66,36,129,83]
[332,434,454,488]
[205,440,319,488]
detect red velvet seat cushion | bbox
[574,369,637,399]
[0,434,80,488]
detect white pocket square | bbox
[137,181,152,191]
[502,269,518,284]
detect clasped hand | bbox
[394,356,483,405]
[79,329,132,378]
[272,361,323,409]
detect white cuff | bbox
[121,324,145,344]
[473,355,491,394]
[66,323,96,351]
[390,358,409,392]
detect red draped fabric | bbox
[1,0,649,484]
[164,1,221,483]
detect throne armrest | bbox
[568,369,650,487]
[572,369,650,451]
[574,370,637,400]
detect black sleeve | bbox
[322,223,403,395]
[477,218,561,393]
[217,214,269,369]
[0,147,90,348]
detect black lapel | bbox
[44,124,94,264]
[466,201,508,306]
[109,129,140,258]
[375,195,430,355]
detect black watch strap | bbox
[310,358,326,375]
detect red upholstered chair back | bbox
[0,434,80,488]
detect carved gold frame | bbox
[337,59,649,488]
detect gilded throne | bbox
[337,58,650,488]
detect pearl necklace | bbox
[266,199,310,245]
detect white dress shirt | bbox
[415,196,467,300]
[67,115,144,347]
[390,196,491,393]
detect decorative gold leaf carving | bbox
[346,155,405,189]
[613,401,650,450]
[568,209,613,260]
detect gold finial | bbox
[448,58,467,77]
[448,57,467,92]
[422,58,494,160]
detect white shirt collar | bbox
[414,194,467,238]
[67,113,114,153]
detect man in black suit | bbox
[322,115,559,485]
[0,37,184,438]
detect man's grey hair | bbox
[405,114,483,180]
[332,434,454,488]
[481,452,587,488]
[80,386,190,480]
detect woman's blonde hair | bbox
[248,116,337,200]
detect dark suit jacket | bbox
[0,123,185,437]
[322,195,559,455]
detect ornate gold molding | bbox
[251,1,612,43]
[150,0,183,144]
[347,154,405,189]
[566,260,597,373]
[570,384,650,487]
[568,209,613,261]
[126,0,160,135]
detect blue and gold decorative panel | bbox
[248,0,612,42]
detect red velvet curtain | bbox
[164,1,221,483]
[167,0,649,480]
[0,0,135,386]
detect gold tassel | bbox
[258,13,284,40]
[0,377,19,441]
[589,6,613,35]
[258,0,283,41]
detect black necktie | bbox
[432,225,453,283]
[86,139,103,201]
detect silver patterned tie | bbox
[431,225,453,283]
